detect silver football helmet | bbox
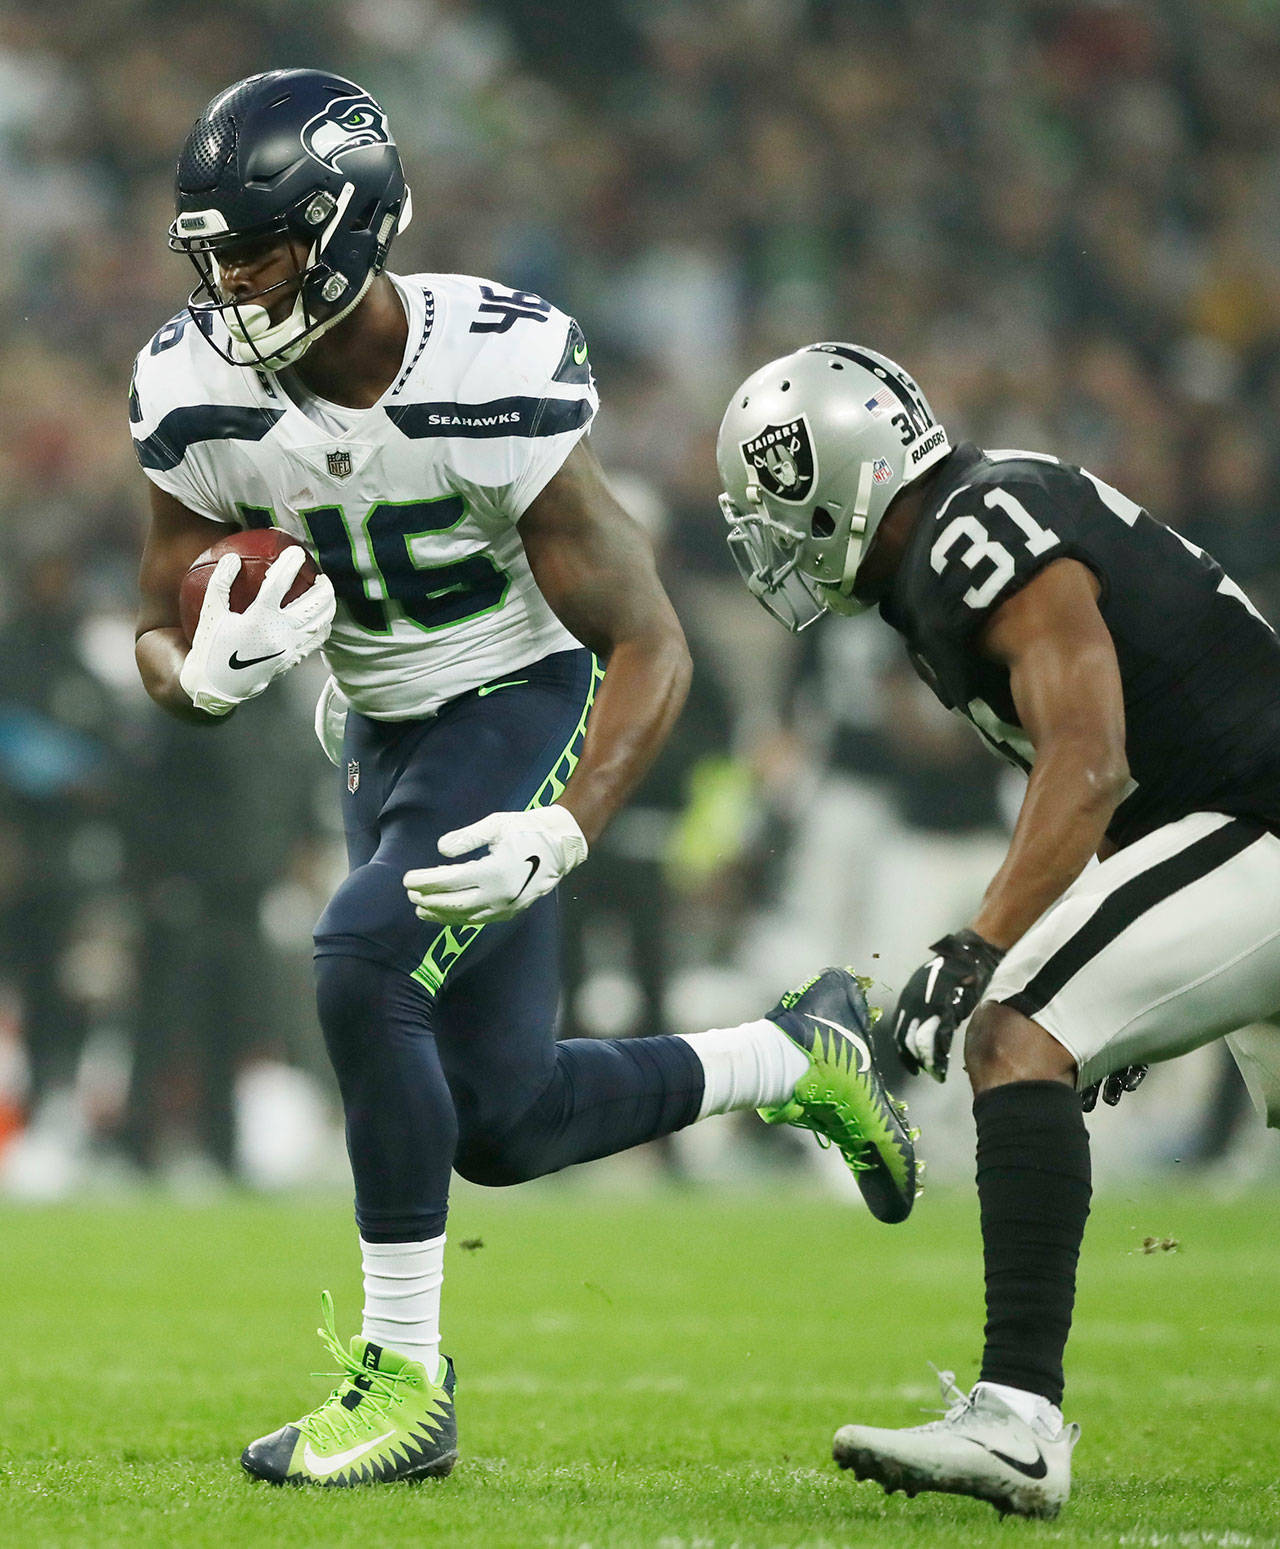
[717,343,950,630]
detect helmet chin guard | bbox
[717,343,950,631]
[168,70,411,370]
[219,265,376,369]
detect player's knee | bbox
[963,1004,1003,1091]
[313,951,433,1083]
[964,1002,1077,1094]
[452,1132,543,1188]
[314,859,421,975]
[452,1090,562,1187]
[314,953,383,1065]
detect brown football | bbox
[179,528,321,644]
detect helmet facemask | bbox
[169,184,411,371]
[720,480,870,631]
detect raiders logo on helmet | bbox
[740,416,817,503]
[301,94,392,172]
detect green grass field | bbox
[2,1180,1278,1548]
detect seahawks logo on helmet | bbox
[740,416,816,503]
[300,94,392,172]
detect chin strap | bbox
[820,580,869,616]
[818,511,870,616]
[225,265,378,370]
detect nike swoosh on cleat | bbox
[980,1443,1048,1480]
[806,1015,872,1072]
[476,679,529,697]
[229,649,286,670]
[513,854,541,899]
[301,1428,396,1477]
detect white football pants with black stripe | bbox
[983,811,1280,1119]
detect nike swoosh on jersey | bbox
[228,648,286,670]
[573,341,589,365]
[476,679,529,697]
[301,1427,396,1477]
[980,1442,1048,1480]
[513,854,541,899]
[806,1015,871,1072]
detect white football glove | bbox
[179,547,336,716]
[315,674,350,766]
[404,805,588,925]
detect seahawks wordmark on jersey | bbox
[130,274,597,718]
[882,444,1280,846]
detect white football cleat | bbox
[833,1370,1080,1520]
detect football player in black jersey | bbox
[718,343,1280,1519]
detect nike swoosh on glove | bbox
[891,928,1005,1081]
[1081,1063,1148,1112]
[179,547,336,716]
[403,805,589,925]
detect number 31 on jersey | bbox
[930,487,1059,609]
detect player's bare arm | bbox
[404,440,692,927]
[517,438,692,846]
[135,482,234,724]
[968,557,1129,950]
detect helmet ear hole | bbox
[811,506,836,538]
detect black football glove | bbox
[892,929,1005,1081]
[1080,1063,1148,1112]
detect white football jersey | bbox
[130,273,597,717]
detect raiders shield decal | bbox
[740,416,816,503]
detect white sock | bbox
[975,1381,1064,1435]
[679,1019,811,1119]
[360,1233,445,1382]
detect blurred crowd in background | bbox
[2,0,1278,1195]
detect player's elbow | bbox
[1084,742,1130,808]
[664,626,693,710]
[1049,724,1128,811]
[616,616,691,710]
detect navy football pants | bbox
[313,649,704,1241]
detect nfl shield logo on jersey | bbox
[740,416,816,503]
[347,759,360,794]
[327,449,353,479]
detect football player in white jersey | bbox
[131,71,919,1486]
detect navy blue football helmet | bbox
[168,69,412,369]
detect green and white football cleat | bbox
[762,966,920,1222]
[241,1292,457,1486]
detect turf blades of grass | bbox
[1,1185,1277,1547]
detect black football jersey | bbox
[879,443,1280,847]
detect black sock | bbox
[974,1080,1091,1406]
